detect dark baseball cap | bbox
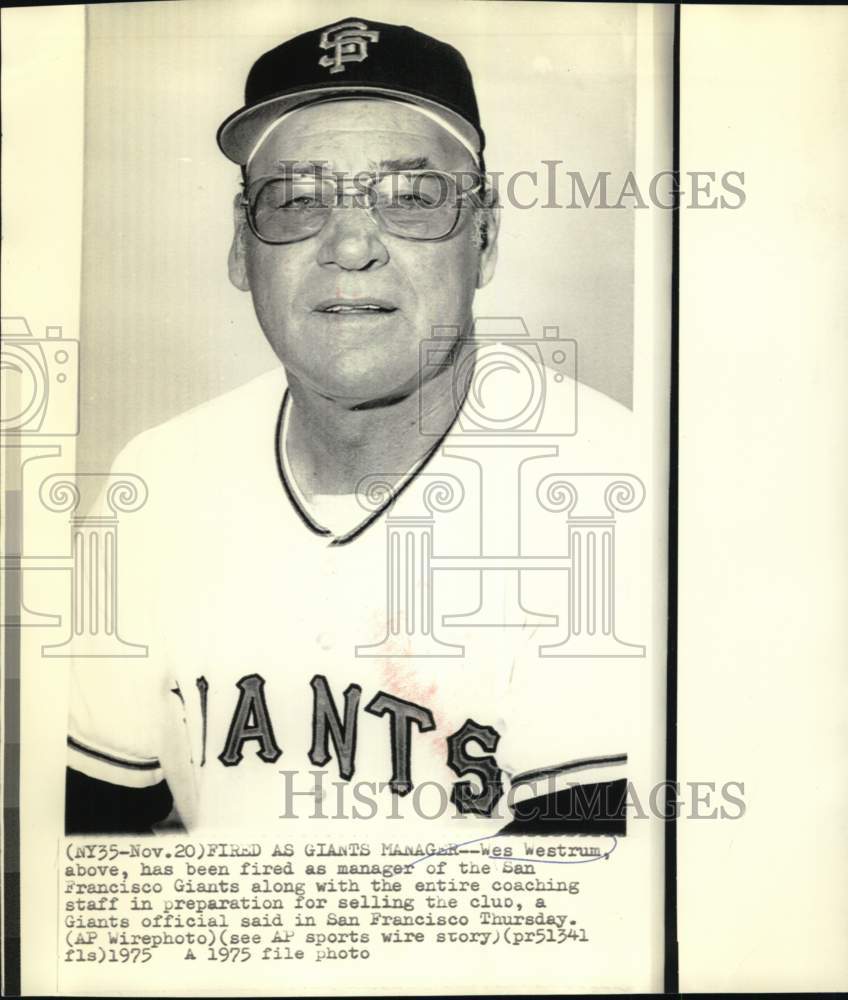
[217,16,485,168]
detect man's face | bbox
[230,100,497,405]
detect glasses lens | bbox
[374,172,461,240]
[250,177,333,243]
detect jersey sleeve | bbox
[495,620,631,814]
[68,661,165,788]
[66,435,168,789]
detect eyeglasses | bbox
[241,169,482,245]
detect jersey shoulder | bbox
[113,367,286,484]
[537,374,639,464]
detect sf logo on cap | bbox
[318,20,380,74]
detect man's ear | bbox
[476,196,500,290]
[228,192,251,292]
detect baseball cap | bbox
[217,16,485,169]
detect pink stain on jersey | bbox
[379,661,449,755]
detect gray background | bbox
[78,0,635,474]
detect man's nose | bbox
[315,205,390,271]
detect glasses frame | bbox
[240,169,483,246]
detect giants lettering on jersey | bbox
[201,673,503,816]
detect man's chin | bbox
[295,373,422,411]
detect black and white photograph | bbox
[3,1,847,997]
[62,2,670,847]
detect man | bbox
[66,17,645,835]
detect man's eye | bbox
[390,192,433,208]
[281,195,323,210]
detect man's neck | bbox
[284,365,463,498]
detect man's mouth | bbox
[314,299,398,315]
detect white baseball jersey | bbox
[68,355,657,834]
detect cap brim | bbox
[217,85,481,166]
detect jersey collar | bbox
[274,389,455,546]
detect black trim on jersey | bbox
[510,752,627,789]
[273,388,460,547]
[498,777,627,837]
[65,768,174,835]
[274,392,333,538]
[331,500,396,547]
[67,736,161,771]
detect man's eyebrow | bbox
[376,156,432,172]
[270,157,434,174]
[273,159,332,174]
